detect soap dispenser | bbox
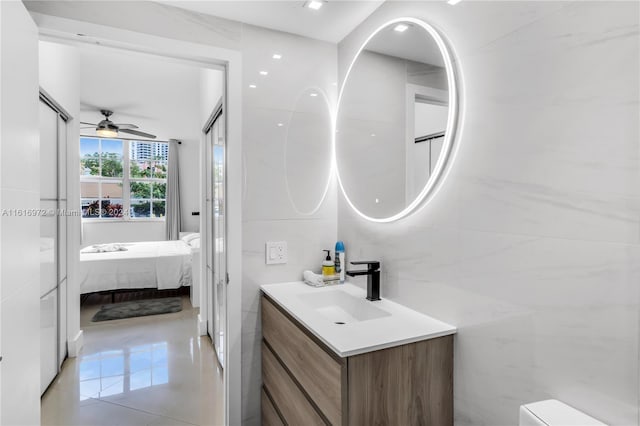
[322,250,335,277]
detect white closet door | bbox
[58,279,67,366]
[40,102,58,297]
[39,102,58,297]
[58,116,67,364]
[58,200,67,287]
[212,116,226,368]
[204,107,226,368]
[206,127,214,341]
[57,115,67,200]
[40,289,57,395]
[58,200,67,364]
[40,200,58,297]
[39,100,60,392]
[39,102,58,200]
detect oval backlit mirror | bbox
[335,18,459,222]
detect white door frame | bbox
[202,103,225,367]
[32,15,243,425]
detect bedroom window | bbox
[80,137,168,220]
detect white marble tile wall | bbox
[0,2,42,424]
[239,25,337,425]
[337,2,639,425]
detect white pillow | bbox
[180,233,200,244]
[189,238,200,249]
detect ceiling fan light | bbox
[305,0,324,10]
[96,127,118,138]
[393,24,409,33]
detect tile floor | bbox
[41,295,224,426]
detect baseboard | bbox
[190,287,199,308]
[197,314,207,336]
[67,330,84,357]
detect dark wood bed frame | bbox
[80,286,190,305]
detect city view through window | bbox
[80,137,169,219]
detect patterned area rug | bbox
[91,297,183,322]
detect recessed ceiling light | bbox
[447,0,462,4]
[371,133,376,137]
[259,71,268,76]
[393,24,409,33]
[249,84,257,88]
[305,0,324,10]
[310,93,318,97]
[277,123,284,127]
[272,53,282,59]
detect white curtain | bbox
[165,140,181,240]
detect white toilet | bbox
[519,399,607,426]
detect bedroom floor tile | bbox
[42,296,224,426]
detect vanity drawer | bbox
[262,342,325,426]
[261,388,284,426]
[262,296,344,425]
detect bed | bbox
[80,233,200,295]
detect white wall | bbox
[337,2,639,426]
[0,2,41,424]
[81,221,165,247]
[200,68,223,125]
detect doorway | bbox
[36,25,242,423]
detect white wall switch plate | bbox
[265,241,287,265]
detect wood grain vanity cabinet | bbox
[261,294,453,426]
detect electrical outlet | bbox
[265,241,287,265]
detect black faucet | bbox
[346,261,380,301]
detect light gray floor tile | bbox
[42,296,224,426]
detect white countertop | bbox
[260,281,457,358]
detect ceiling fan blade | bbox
[80,126,96,129]
[114,124,139,130]
[80,121,97,126]
[119,128,157,139]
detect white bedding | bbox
[80,240,193,294]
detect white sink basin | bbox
[297,290,391,324]
[261,282,457,357]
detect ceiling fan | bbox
[81,109,157,139]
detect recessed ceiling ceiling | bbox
[159,0,385,43]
